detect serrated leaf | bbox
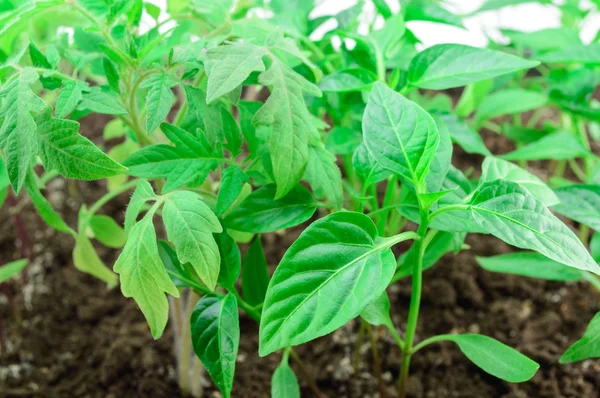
[560,312,600,363]
[36,110,126,180]
[56,80,90,118]
[363,82,439,187]
[216,166,248,216]
[163,190,222,290]
[123,123,222,192]
[114,210,179,339]
[500,132,592,161]
[221,107,243,156]
[303,144,343,210]
[271,362,300,398]
[191,293,240,398]
[0,68,46,193]
[552,185,600,230]
[89,214,126,248]
[124,180,156,233]
[259,212,416,356]
[224,185,317,233]
[0,259,28,284]
[103,58,120,93]
[408,44,539,90]
[476,252,585,281]
[143,73,177,134]
[73,233,118,286]
[78,87,127,115]
[242,236,270,307]
[480,157,559,206]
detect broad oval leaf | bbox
[474,89,547,123]
[408,44,539,90]
[224,185,317,233]
[476,252,585,281]
[500,132,592,161]
[271,362,300,398]
[191,293,240,398]
[552,185,600,231]
[363,82,439,186]
[259,212,415,356]
[437,113,490,156]
[560,312,600,363]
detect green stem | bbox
[579,224,590,245]
[569,159,588,182]
[410,334,453,354]
[230,289,261,322]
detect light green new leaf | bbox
[259,212,417,356]
[191,293,240,398]
[303,144,343,210]
[319,68,377,92]
[437,113,490,156]
[73,234,118,286]
[78,87,127,115]
[0,259,28,284]
[89,214,127,248]
[216,166,248,216]
[500,132,592,161]
[560,312,600,363]
[480,157,559,206]
[475,89,547,123]
[143,73,177,134]
[114,211,179,339]
[253,59,322,199]
[466,180,599,274]
[224,185,317,233]
[476,252,585,281]
[271,362,300,398]
[408,44,539,90]
[124,180,156,233]
[435,334,539,382]
[361,292,392,328]
[353,143,391,188]
[163,190,222,290]
[552,185,600,231]
[36,110,126,180]
[540,43,600,65]
[242,236,270,307]
[24,172,74,235]
[56,80,90,118]
[363,82,439,187]
[205,42,266,103]
[123,123,222,192]
[0,68,46,193]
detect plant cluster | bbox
[2,0,600,397]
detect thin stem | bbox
[353,320,367,373]
[367,204,409,218]
[428,204,469,223]
[582,271,600,293]
[230,289,261,322]
[569,159,588,182]
[579,224,590,245]
[387,324,405,352]
[410,334,453,354]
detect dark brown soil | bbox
[1,115,600,397]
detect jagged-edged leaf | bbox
[408,44,539,90]
[216,166,248,216]
[353,143,391,188]
[259,212,416,356]
[162,190,222,290]
[89,214,126,248]
[183,86,226,146]
[480,157,558,206]
[434,334,539,382]
[24,171,74,235]
[303,144,343,210]
[78,87,127,115]
[465,180,599,274]
[319,68,377,92]
[143,73,177,134]
[437,113,490,155]
[0,259,28,284]
[0,68,46,193]
[500,132,592,161]
[476,252,585,281]
[123,123,222,192]
[36,110,126,179]
[216,231,241,289]
[552,185,600,230]
[560,312,600,363]
[124,180,156,233]
[363,82,439,187]
[475,89,547,123]
[73,233,118,285]
[224,185,317,233]
[242,236,270,307]
[540,43,600,65]
[114,210,180,339]
[191,293,240,398]
[271,362,300,398]
[56,80,90,118]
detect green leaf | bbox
[0,259,28,284]
[191,293,240,398]
[29,42,51,68]
[325,127,362,155]
[363,82,439,187]
[89,214,127,248]
[114,210,179,339]
[224,185,317,233]
[428,114,453,192]
[455,79,493,118]
[216,231,241,289]
[158,240,204,290]
[24,171,74,235]
[221,107,243,156]
[474,0,551,13]
[404,1,464,28]
[36,110,126,180]
[216,166,248,216]
[162,190,222,290]
[271,362,300,398]
[560,312,600,363]
[475,89,547,123]
[505,27,581,53]
[592,233,600,263]
[205,42,266,103]
[436,334,539,382]
[123,123,222,192]
[500,132,592,161]
[253,57,322,199]
[395,231,459,280]
[480,157,559,206]
[103,58,120,93]
[303,144,343,210]
[242,236,270,307]
[56,80,90,118]
[408,44,539,90]
[353,143,391,188]
[540,43,600,65]
[124,180,156,233]
[361,292,392,328]
[0,68,46,193]
[476,252,585,281]
[437,113,490,156]
[465,180,599,274]
[78,87,127,115]
[143,73,177,134]
[552,185,600,230]
[73,233,118,286]
[319,68,377,92]
[259,212,416,356]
